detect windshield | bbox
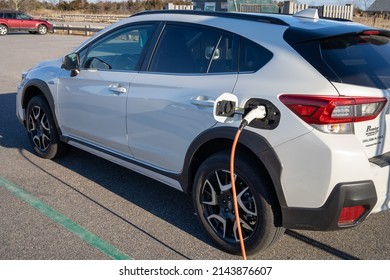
[320,32,390,89]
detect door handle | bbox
[190,96,215,108]
[109,83,127,94]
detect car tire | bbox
[26,96,67,159]
[0,24,8,36]
[193,151,284,255]
[29,31,37,34]
[37,25,48,35]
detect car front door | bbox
[127,23,239,172]
[17,13,34,30]
[58,23,157,155]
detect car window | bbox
[82,23,157,71]
[239,37,273,73]
[149,24,222,74]
[17,13,32,20]
[208,33,238,73]
[320,33,390,89]
[4,13,16,19]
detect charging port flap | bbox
[214,93,238,123]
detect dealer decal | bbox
[362,125,383,147]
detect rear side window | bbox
[149,24,222,74]
[4,13,16,19]
[320,33,390,89]
[239,37,273,72]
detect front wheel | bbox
[26,96,67,159]
[37,25,48,35]
[193,151,284,255]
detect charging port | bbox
[244,99,281,129]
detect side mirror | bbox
[62,53,80,77]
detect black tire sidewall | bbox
[193,151,278,255]
[26,96,61,159]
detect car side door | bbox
[4,12,19,31]
[127,23,239,172]
[57,23,158,155]
[17,13,34,30]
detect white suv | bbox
[16,10,390,255]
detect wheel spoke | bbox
[40,113,50,133]
[42,133,50,150]
[201,179,218,205]
[207,214,227,238]
[28,114,36,131]
[237,187,257,216]
[32,135,43,150]
[215,170,235,192]
[32,106,41,121]
[233,218,255,241]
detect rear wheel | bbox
[193,151,284,255]
[0,24,8,36]
[26,96,67,159]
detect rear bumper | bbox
[281,180,377,231]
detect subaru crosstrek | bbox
[16,9,390,255]
[0,10,52,35]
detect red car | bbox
[0,10,52,36]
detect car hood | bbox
[32,57,62,70]
[24,57,64,82]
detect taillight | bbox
[338,205,366,226]
[279,95,387,134]
[361,30,380,35]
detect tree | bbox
[144,0,163,11]
[11,0,23,10]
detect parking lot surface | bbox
[1,33,389,260]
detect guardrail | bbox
[37,13,128,23]
[52,24,105,36]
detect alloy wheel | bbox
[28,105,51,152]
[200,169,258,243]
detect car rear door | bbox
[127,23,239,172]
[4,12,19,31]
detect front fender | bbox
[21,79,62,138]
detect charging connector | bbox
[239,105,267,129]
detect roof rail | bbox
[132,10,289,26]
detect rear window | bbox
[320,33,390,89]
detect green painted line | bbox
[0,176,132,260]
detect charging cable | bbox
[230,105,267,260]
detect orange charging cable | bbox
[229,105,266,260]
[230,126,247,260]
